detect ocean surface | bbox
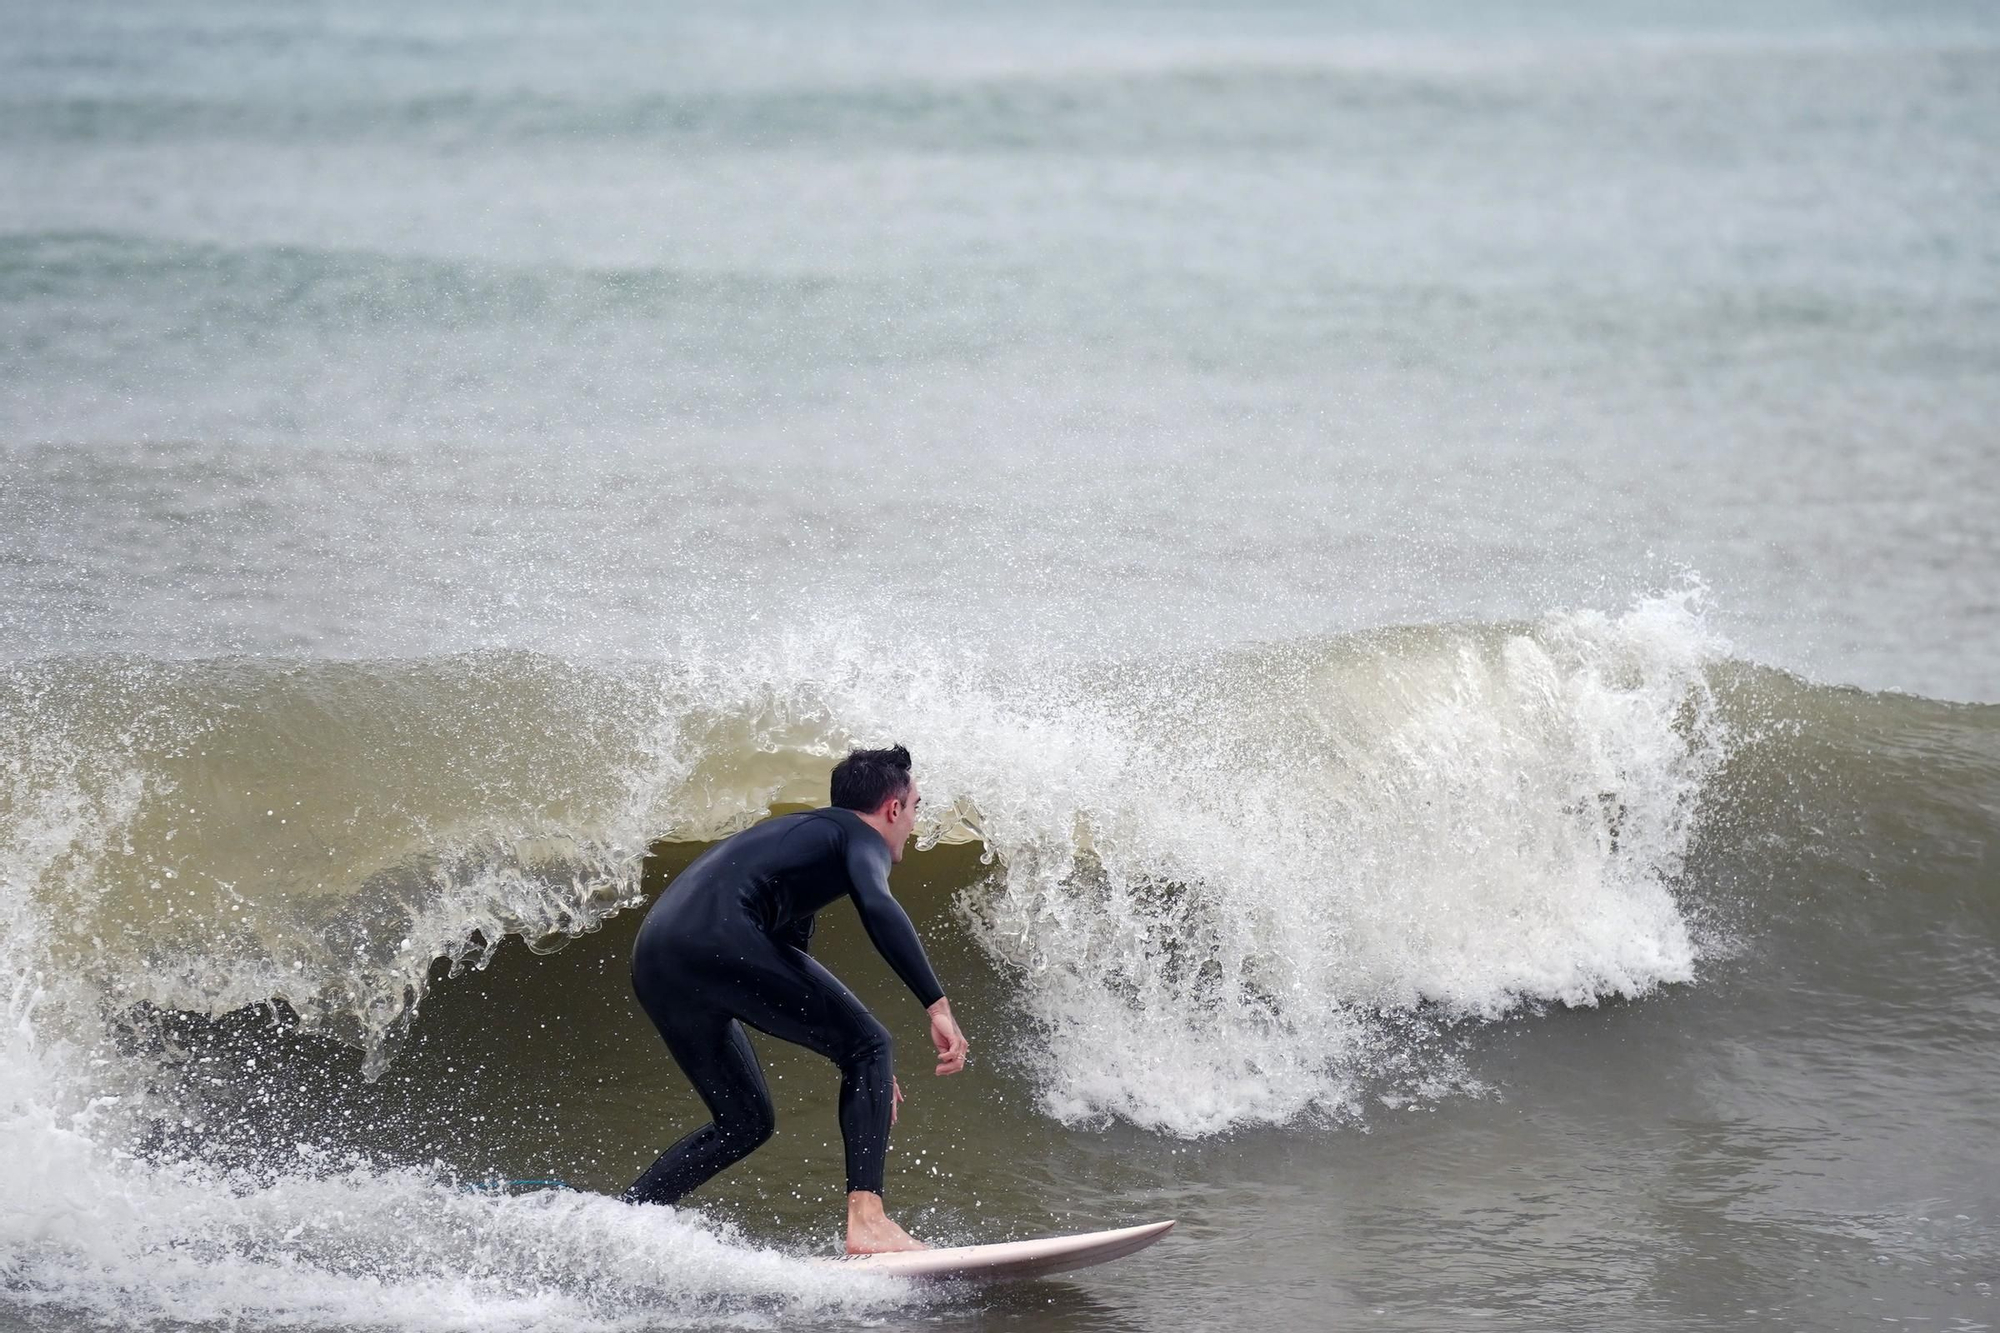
[3,2,1997,1330]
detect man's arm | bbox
[842,830,946,1009]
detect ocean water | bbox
[2,1,1997,1330]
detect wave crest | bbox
[956,586,1728,1132]
[14,585,1955,1141]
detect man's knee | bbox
[719,1098,776,1154]
[741,1106,777,1151]
[841,1014,892,1072]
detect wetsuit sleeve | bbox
[843,829,946,1008]
[772,914,816,953]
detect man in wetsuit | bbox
[624,744,970,1254]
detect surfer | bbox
[623,744,970,1254]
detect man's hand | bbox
[891,1076,903,1125]
[927,996,969,1076]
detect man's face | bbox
[885,780,920,862]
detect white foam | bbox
[924,584,1730,1134]
[1,945,907,1329]
[0,1140,909,1331]
[0,998,910,1331]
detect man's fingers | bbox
[931,1017,969,1075]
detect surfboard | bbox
[824,1219,1175,1281]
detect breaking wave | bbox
[6,584,1997,1326]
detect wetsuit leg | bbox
[624,1008,776,1207]
[629,933,895,1203]
[738,949,896,1197]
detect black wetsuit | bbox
[624,806,944,1205]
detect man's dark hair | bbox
[831,744,913,812]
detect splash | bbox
[0,1143,908,1331]
[954,585,1730,1133]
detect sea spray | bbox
[0,655,693,1070]
[955,586,1730,1133]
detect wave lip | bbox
[0,653,693,1076]
[961,586,1729,1135]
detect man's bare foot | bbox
[845,1190,930,1255]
